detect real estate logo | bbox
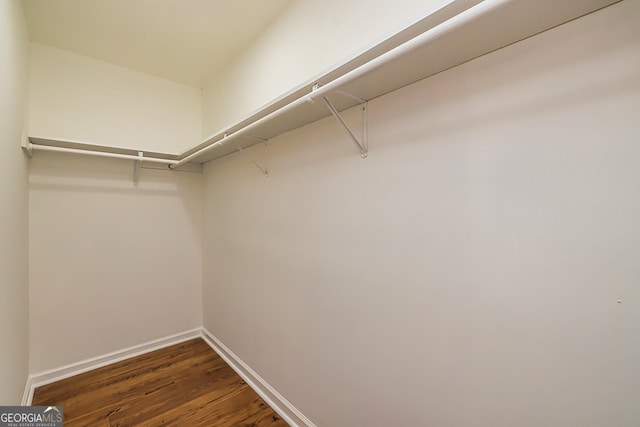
[0,406,63,427]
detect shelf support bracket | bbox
[230,135,268,177]
[321,95,368,158]
[133,151,142,184]
[21,133,33,158]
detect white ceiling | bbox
[21,0,292,88]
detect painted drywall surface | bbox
[29,153,203,373]
[0,0,30,405]
[201,0,453,137]
[202,2,640,426]
[29,43,201,154]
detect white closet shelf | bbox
[175,0,620,165]
[27,0,620,168]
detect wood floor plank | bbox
[34,340,216,403]
[135,384,288,427]
[107,366,245,425]
[40,349,228,422]
[32,338,289,426]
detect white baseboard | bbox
[22,327,315,427]
[22,327,201,405]
[21,376,33,407]
[200,327,315,427]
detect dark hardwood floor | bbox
[32,338,289,426]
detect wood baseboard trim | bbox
[23,328,202,405]
[200,327,316,427]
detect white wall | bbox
[201,0,453,137]
[29,43,201,154]
[29,153,202,373]
[202,1,640,426]
[0,0,30,405]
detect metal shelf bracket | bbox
[133,151,143,184]
[318,88,368,158]
[228,133,269,177]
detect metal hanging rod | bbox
[23,0,613,175]
[26,142,179,166]
[170,0,507,168]
[25,0,511,173]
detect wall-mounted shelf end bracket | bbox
[133,151,143,184]
[315,85,368,158]
[21,132,33,158]
[229,134,269,177]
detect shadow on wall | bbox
[28,150,203,236]
[374,69,639,155]
[371,10,640,152]
[220,3,640,177]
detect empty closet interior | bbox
[1,0,639,425]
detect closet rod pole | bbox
[30,144,179,165]
[171,95,311,167]
[172,0,506,168]
[308,0,507,100]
